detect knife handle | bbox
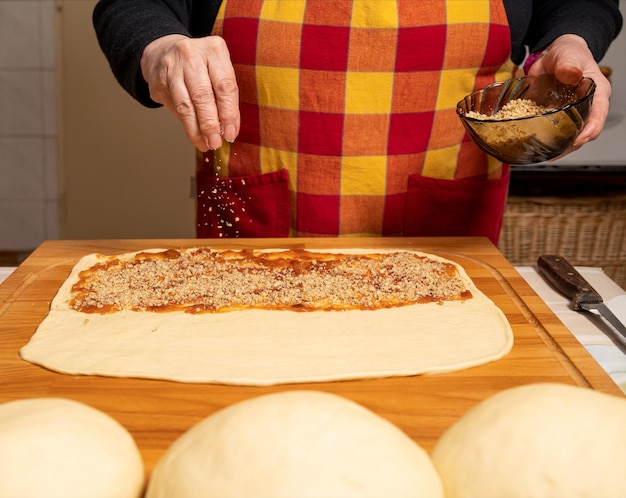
[537,255,603,310]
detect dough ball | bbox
[147,390,443,498]
[430,383,626,498]
[0,397,144,498]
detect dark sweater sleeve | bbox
[92,0,220,107]
[94,0,622,108]
[505,0,622,65]
[518,0,622,62]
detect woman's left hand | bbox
[529,34,612,153]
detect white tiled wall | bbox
[0,0,58,251]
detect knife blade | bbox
[537,254,626,347]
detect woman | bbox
[93,0,622,243]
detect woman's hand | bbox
[529,34,612,152]
[140,34,240,151]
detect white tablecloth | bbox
[0,267,15,285]
[2,265,625,392]
[516,266,626,393]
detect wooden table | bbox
[0,238,622,475]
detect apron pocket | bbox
[196,169,290,238]
[403,168,510,245]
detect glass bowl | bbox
[457,74,596,165]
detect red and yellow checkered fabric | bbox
[198,0,514,239]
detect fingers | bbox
[175,40,222,150]
[529,34,612,149]
[204,39,240,144]
[574,78,610,146]
[553,65,583,85]
[141,35,240,151]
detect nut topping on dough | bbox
[69,248,472,314]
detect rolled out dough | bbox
[20,248,513,385]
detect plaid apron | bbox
[197,0,514,243]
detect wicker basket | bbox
[499,193,626,290]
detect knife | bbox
[537,254,626,347]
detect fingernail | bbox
[223,124,238,143]
[208,133,223,150]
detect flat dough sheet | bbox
[20,249,514,386]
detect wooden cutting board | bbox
[0,237,622,476]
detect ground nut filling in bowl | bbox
[457,74,596,164]
[465,99,553,120]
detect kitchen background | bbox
[1,0,58,259]
[0,0,193,263]
[1,1,625,266]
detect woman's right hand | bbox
[140,34,240,151]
